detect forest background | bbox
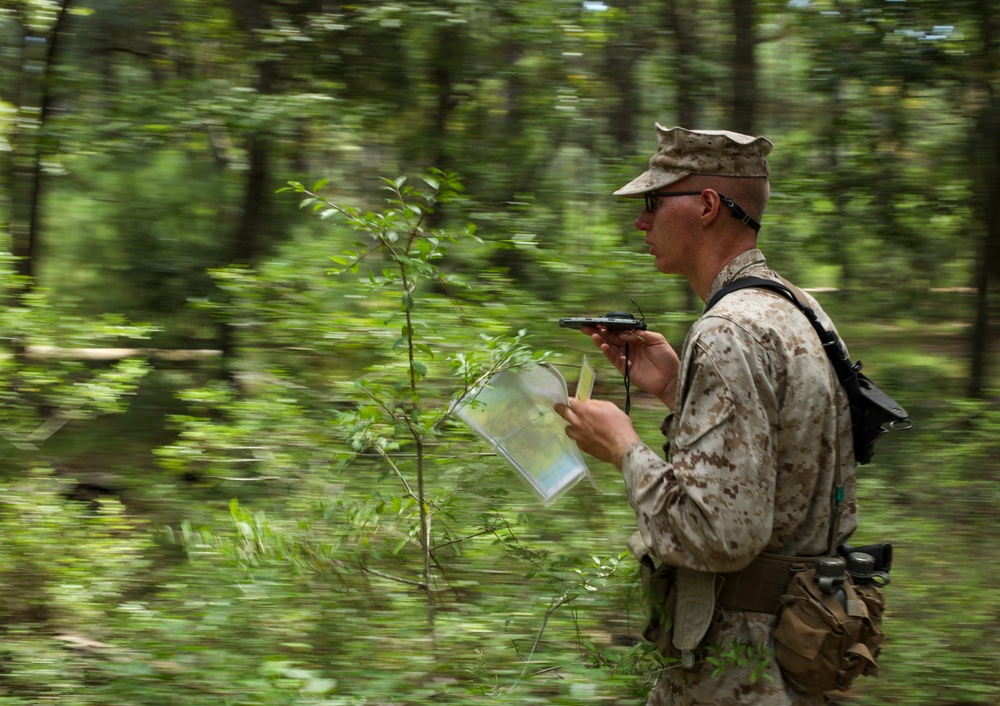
[2,0,999,704]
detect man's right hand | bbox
[580,326,680,409]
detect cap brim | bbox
[613,167,689,197]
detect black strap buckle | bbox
[718,193,762,233]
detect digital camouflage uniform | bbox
[621,248,858,706]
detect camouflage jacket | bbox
[621,249,858,705]
[622,248,857,570]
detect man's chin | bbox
[652,257,678,275]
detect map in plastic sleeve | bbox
[454,360,598,505]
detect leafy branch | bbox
[280,171,547,643]
[511,552,629,688]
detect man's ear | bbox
[699,190,724,226]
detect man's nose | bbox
[635,210,652,231]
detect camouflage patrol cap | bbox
[614,124,773,197]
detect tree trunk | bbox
[729,0,757,134]
[969,205,995,400]
[664,0,703,310]
[825,79,855,295]
[603,0,641,156]
[220,0,280,371]
[6,0,72,296]
[968,0,1000,398]
[429,24,460,173]
[665,0,701,130]
[232,123,273,267]
[968,96,1000,399]
[420,21,462,233]
[228,0,278,268]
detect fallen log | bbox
[17,346,222,362]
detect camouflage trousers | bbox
[646,609,826,706]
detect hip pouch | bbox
[772,556,886,695]
[638,558,724,663]
[639,548,888,692]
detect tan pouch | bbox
[773,568,885,694]
[639,559,724,663]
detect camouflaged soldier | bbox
[555,125,858,705]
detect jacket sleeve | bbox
[620,322,779,573]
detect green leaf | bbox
[303,677,337,694]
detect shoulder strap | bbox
[706,277,858,396]
[706,280,912,452]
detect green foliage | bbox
[0,251,158,701]
[137,172,654,704]
[703,641,773,685]
[834,394,1000,705]
[0,472,155,705]
[0,254,154,468]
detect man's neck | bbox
[688,241,758,302]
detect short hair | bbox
[685,175,769,222]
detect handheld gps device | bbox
[558,312,648,332]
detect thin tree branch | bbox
[370,444,417,500]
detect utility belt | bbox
[717,552,806,614]
[717,542,890,613]
[636,538,892,695]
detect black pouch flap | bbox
[857,372,909,425]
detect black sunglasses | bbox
[643,190,762,233]
[643,190,702,214]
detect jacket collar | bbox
[705,248,769,303]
